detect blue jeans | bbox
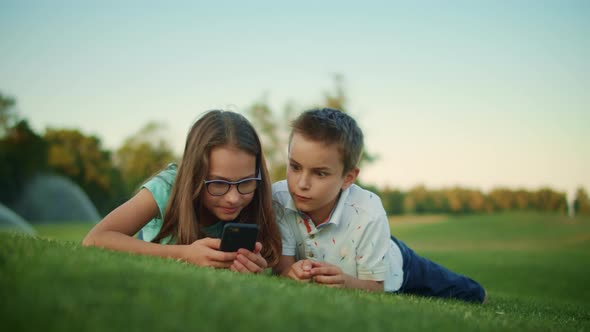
[391,236,486,303]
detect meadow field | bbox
[1,212,588,331]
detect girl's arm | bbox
[82,189,237,268]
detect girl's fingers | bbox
[198,237,222,250]
[231,259,249,273]
[209,250,238,263]
[209,260,234,269]
[236,254,264,273]
[254,242,262,254]
[237,249,268,269]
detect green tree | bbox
[114,122,176,196]
[319,74,376,167]
[0,120,48,206]
[381,188,405,215]
[0,93,48,206]
[0,92,18,138]
[247,98,291,182]
[488,188,514,212]
[44,128,118,215]
[573,187,590,216]
[530,188,567,214]
[247,75,376,183]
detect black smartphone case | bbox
[220,223,258,252]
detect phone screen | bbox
[220,223,258,252]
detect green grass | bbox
[1,212,589,331]
[33,222,95,242]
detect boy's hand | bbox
[309,261,349,288]
[230,242,268,274]
[286,259,314,282]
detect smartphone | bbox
[220,223,258,252]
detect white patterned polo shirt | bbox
[272,180,404,292]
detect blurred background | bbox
[1,0,589,228]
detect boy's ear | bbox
[341,167,360,190]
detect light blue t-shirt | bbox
[140,163,223,243]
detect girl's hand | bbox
[309,261,349,288]
[286,259,313,282]
[230,242,268,274]
[183,238,237,268]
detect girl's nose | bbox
[224,185,241,203]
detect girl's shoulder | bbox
[148,163,178,187]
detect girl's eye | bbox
[289,163,300,171]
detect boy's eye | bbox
[316,171,328,177]
[289,163,301,171]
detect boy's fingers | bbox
[290,265,312,280]
[310,266,338,276]
[302,260,313,271]
[295,268,311,279]
[311,261,327,268]
[313,274,344,286]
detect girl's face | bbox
[203,145,257,222]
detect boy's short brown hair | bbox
[290,108,364,174]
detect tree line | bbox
[374,185,590,216]
[2,83,589,218]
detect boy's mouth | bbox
[293,193,311,202]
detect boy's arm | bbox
[310,261,384,292]
[273,255,296,275]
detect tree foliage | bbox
[44,128,121,215]
[114,122,176,195]
[573,187,590,215]
[0,120,48,206]
[0,92,18,138]
[0,92,48,206]
[247,75,375,183]
[379,185,570,215]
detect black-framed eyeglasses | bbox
[204,171,261,196]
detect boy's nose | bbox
[297,174,311,190]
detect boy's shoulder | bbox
[272,180,291,205]
[345,184,385,212]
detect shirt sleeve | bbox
[355,212,390,281]
[142,165,175,219]
[273,200,297,256]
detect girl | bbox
[83,110,281,273]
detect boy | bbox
[272,108,486,303]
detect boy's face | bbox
[287,132,358,223]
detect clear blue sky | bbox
[1,0,589,198]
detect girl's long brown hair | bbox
[151,110,281,267]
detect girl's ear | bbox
[341,167,359,190]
